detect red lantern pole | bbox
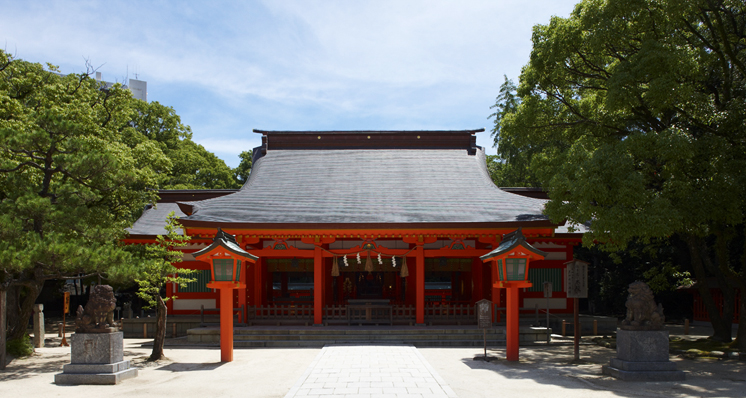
[194,228,256,364]
[219,287,234,362]
[505,286,520,361]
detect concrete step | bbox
[233,333,504,342]
[233,339,508,348]
[232,328,499,336]
[187,326,548,347]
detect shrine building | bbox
[125,129,583,326]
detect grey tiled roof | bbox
[180,148,551,226]
[126,203,186,236]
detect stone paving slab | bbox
[285,345,457,398]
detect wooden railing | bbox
[392,305,416,321]
[243,303,478,325]
[347,301,393,325]
[424,303,476,324]
[200,304,245,326]
[692,289,741,322]
[324,305,347,322]
[247,305,314,322]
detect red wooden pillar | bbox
[506,287,520,361]
[415,246,425,325]
[492,267,501,323]
[471,258,483,303]
[254,258,263,307]
[238,262,247,322]
[325,260,334,305]
[314,246,323,325]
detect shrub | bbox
[6,334,34,357]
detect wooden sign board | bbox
[63,291,70,314]
[565,262,588,298]
[476,299,492,329]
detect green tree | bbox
[129,100,239,189]
[129,212,194,361]
[234,150,253,186]
[488,76,541,187]
[498,0,746,346]
[0,50,169,341]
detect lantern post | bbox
[194,228,257,362]
[480,228,546,361]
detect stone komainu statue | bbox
[75,285,117,333]
[621,281,665,331]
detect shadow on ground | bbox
[459,343,746,398]
[0,352,69,382]
[155,362,225,372]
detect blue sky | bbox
[1,1,578,168]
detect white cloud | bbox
[1,0,578,163]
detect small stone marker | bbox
[33,304,44,348]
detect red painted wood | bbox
[314,246,323,325]
[471,258,483,303]
[220,287,233,362]
[254,258,263,307]
[506,287,520,361]
[416,246,425,324]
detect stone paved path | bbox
[284,345,458,398]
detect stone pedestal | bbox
[55,332,137,385]
[602,329,685,381]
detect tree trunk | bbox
[736,296,746,352]
[149,295,167,361]
[1,289,7,370]
[6,280,44,341]
[685,234,733,342]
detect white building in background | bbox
[95,71,147,102]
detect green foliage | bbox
[499,0,746,250]
[6,334,33,357]
[488,76,540,187]
[129,100,239,189]
[0,49,167,282]
[234,150,253,186]
[576,236,693,318]
[498,0,746,341]
[134,212,196,308]
[0,50,173,339]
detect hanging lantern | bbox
[331,256,340,277]
[365,252,373,273]
[400,256,409,277]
